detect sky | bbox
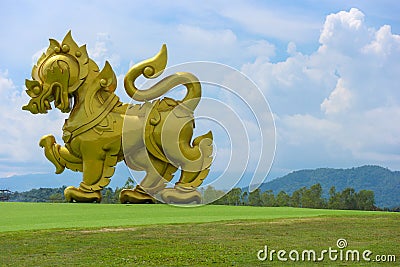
[0,1,399,190]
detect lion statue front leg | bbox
[39,134,105,203]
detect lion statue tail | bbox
[165,130,213,191]
[124,44,201,111]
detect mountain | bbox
[257,165,400,208]
[0,167,285,194]
[2,165,399,208]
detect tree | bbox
[341,188,357,210]
[275,191,290,207]
[291,187,306,207]
[241,191,248,205]
[225,188,242,206]
[261,190,275,207]
[123,177,136,189]
[308,183,325,208]
[102,188,115,204]
[203,186,225,204]
[298,184,325,209]
[8,187,66,202]
[248,189,262,206]
[356,190,375,210]
[328,186,343,209]
[328,187,375,211]
[49,193,64,203]
[114,177,137,203]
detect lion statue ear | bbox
[97,61,117,92]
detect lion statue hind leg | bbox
[160,131,213,205]
[120,153,177,204]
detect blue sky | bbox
[0,1,399,190]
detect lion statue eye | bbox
[32,86,41,95]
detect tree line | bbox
[205,183,378,211]
[6,177,137,204]
[5,180,399,211]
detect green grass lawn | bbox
[0,203,398,266]
[0,202,381,232]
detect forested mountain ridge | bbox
[2,165,399,208]
[257,165,400,208]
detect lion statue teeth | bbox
[23,31,213,204]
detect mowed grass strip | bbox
[0,202,384,232]
[0,214,398,266]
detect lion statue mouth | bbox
[23,79,72,114]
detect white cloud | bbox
[363,25,400,58]
[242,50,335,115]
[220,4,320,43]
[88,33,121,69]
[177,25,237,47]
[0,70,14,95]
[0,70,67,177]
[319,8,369,53]
[287,42,298,56]
[172,25,240,63]
[321,78,352,115]
[246,40,275,61]
[31,47,47,67]
[278,114,341,146]
[241,8,400,170]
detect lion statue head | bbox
[22,31,114,114]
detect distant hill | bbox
[2,165,399,208]
[257,165,400,208]
[0,164,133,192]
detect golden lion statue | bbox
[22,32,213,204]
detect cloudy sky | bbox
[0,1,399,188]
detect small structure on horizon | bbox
[0,189,12,201]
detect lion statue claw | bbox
[23,32,213,204]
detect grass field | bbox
[0,203,399,266]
